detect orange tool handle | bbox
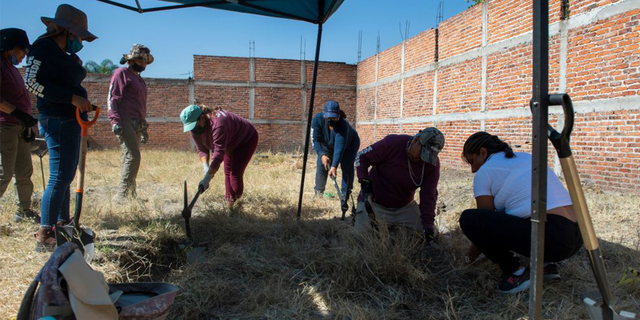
[75,105,100,137]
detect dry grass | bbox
[1,149,638,319]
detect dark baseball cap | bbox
[0,28,31,51]
[323,100,341,118]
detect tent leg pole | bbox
[297,22,323,220]
[529,0,549,318]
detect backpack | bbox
[17,243,179,320]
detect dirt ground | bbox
[1,150,638,319]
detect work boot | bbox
[34,226,56,253]
[14,209,40,224]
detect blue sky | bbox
[1,0,470,78]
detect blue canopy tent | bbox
[95,0,345,219]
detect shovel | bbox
[546,94,635,320]
[31,138,48,191]
[55,105,100,262]
[182,180,203,239]
[330,175,349,220]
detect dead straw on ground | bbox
[0,149,638,319]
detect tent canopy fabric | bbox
[97,0,344,24]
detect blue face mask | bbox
[9,55,19,65]
[65,33,83,54]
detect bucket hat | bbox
[41,4,97,42]
[120,44,154,64]
[417,127,445,165]
[0,28,31,51]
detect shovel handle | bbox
[547,94,574,158]
[76,105,100,137]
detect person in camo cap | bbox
[0,28,39,223]
[108,44,153,201]
[354,127,445,243]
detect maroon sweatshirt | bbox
[356,134,440,229]
[0,56,32,124]
[107,67,147,126]
[191,110,257,173]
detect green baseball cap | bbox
[180,105,202,132]
[417,127,445,165]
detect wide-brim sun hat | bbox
[121,44,154,65]
[417,127,445,165]
[180,105,203,132]
[41,4,97,42]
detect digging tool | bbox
[330,175,348,220]
[54,106,100,262]
[546,94,635,320]
[31,138,48,191]
[182,180,203,239]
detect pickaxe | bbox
[182,181,203,239]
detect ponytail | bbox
[462,132,515,163]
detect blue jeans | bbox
[38,116,80,227]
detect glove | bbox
[202,162,209,175]
[23,127,36,143]
[360,178,373,199]
[198,174,212,193]
[141,130,149,144]
[10,108,37,127]
[423,227,438,245]
[112,124,123,136]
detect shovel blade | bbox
[583,297,636,320]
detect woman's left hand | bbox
[328,167,337,179]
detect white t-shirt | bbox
[473,152,572,218]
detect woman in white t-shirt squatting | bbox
[459,132,583,294]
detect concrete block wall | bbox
[356,0,640,192]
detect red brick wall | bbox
[566,9,640,101]
[404,29,437,71]
[355,0,640,192]
[437,58,482,114]
[438,4,483,59]
[193,55,249,81]
[403,72,435,117]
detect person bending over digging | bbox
[311,100,360,202]
[354,127,444,244]
[108,44,154,201]
[180,104,259,209]
[459,132,583,294]
[24,4,97,252]
[0,28,39,223]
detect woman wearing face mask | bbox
[0,28,39,223]
[180,104,259,209]
[24,4,97,252]
[459,132,582,294]
[310,101,359,203]
[108,44,153,201]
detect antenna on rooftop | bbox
[436,1,444,27]
[357,31,363,62]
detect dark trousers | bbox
[314,137,360,201]
[459,209,583,273]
